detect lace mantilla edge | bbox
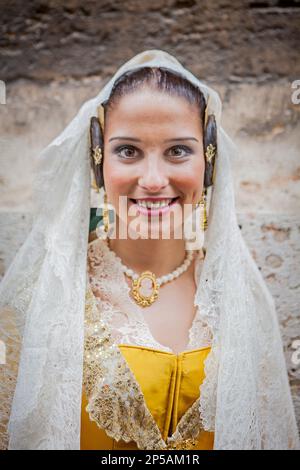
[83,286,205,450]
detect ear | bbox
[89,116,105,190]
[203,114,217,188]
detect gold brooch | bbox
[92,145,103,165]
[205,143,216,164]
[130,271,160,308]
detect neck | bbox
[108,236,188,277]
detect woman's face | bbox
[103,86,205,238]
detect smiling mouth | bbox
[129,196,179,209]
[128,197,180,215]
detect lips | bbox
[128,196,180,216]
[129,197,179,204]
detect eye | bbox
[113,144,192,160]
[114,145,138,159]
[168,145,192,159]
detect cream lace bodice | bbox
[87,238,213,354]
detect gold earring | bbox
[96,190,110,239]
[197,189,208,231]
[103,190,110,235]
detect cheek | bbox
[171,161,204,194]
[103,160,133,196]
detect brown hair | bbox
[102,66,206,128]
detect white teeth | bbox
[136,199,173,209]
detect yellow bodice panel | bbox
[81,344,214,450]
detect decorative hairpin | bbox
[89,103,105,168]
[205,143,216,164]
[90,113,105,189]
[92,145,103,165]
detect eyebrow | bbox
[108,136,199,143]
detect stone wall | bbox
[1,0,300,82]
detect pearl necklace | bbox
[105,238,195,308]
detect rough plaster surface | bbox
[238,212,300,429]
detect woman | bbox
[0,49,299,450]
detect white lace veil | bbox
[0,49,299,450]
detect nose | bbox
[138,156,169,192]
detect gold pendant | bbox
[130,271,160,308]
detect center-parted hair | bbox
[102,66,207,128]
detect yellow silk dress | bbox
[81,343,214,450]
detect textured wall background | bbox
[0,0,300,441]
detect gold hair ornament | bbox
[92,145,103,165]
[91,103,105,166]
[205,143,216,164]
